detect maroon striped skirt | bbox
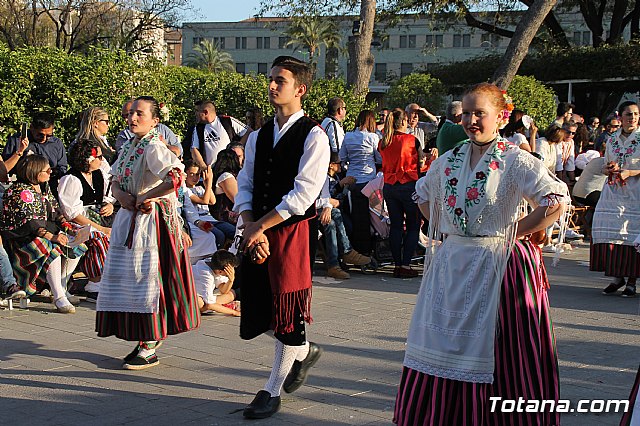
[394,240,560,426]
[590,243,640,278]
[95,202,200,341]
[79,231,109,280]
[621,365,640,426]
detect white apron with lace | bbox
[404,140,569,383]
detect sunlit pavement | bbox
[0,244,637,425]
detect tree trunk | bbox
[492,0,558,90]
[608,0,629,43]
[347,0,375,96]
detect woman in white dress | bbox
[591,101,640,298]
[95,96,199,370]
[394,83,569,425]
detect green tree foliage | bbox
[304,78,372,129]
[0,45,371,145]
[184,40,235,73]
[284,16,342,77]
[429,45,640,86]
[383,73,446,112]
[506,75,556,130]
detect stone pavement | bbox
[0,245,638,425]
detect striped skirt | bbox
[394,240,560,426]
[79,231,110,280]
[11,237,88,296]
[590,243,640,278]
[621,365,640,426]
[95,204,200,342]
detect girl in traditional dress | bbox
[1,155,87,313]
[394,83,570,425]
[592,101,640,298]
[95,96,199,370]
[57,139,115,300]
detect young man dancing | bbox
[235,56,330,419]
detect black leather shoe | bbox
[242,390,281,419]
[283,342,323,393]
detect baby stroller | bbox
[360,173,392,268]
[360,173,426,268]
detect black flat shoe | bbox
[283,342,323,393]
[242,390,280,419]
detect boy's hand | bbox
[223,264,235,282]
[319,207,332,225]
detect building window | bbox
[236,63,245,74]
[258,62,268,75]
[399,35,407,48]
[408,35,416,48]
[236,36,247,49]
[325,47,339,79]
[374,63,387,82]
[400,63,413,77]
[279,36,290,49]
[213,37,225,49]
[383,37,390,49]
[426,34,443,48]
[481,33,501,48]
[256,37,270,49]
[453,34,470,48]
[192,37,203,46]
[573,31,591,46]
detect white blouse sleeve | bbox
[518,153,570,208]
[415,155,443,204]
[146,140,184,179]
[57,175,85,220]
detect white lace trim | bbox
[404,356,494,384]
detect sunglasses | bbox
[40,168,52,174]
[99,119,110,124]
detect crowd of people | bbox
[0,54,638,422]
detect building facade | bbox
[182,11,625,90]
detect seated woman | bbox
[210,149,241,243]
[0,155,87,313]
[57,139,115,300]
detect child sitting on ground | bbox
[192,250,240,316]
[318,152,371,279]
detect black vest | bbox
[67,169,105,206]
[252,116,318,227]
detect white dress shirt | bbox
[234,110,330,221]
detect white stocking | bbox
[263,340,299,397]
[296,341,310,361]
[61,256,81,291]
[46,257,69,306]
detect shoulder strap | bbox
[324,118,340,150]
[218,115,239,142]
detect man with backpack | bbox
[320,97,346,153]
[190,100,250,168]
